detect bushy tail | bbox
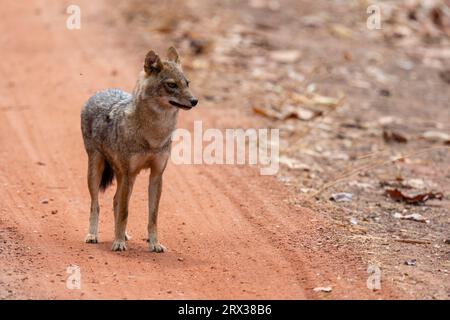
[100,161,115,192]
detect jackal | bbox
[81,47,197,252]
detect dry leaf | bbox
[252,105,284,120]
[385,188,443,205]
[279,156,311,170]
[393,212,429,223]
[422,131,450,144]
[291,93,342,108]
[383,129,408,143]
[329,24,353,38]
[252,105,321,121]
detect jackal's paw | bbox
[111,239,127,251]
[149,242,166,253]
[85,233,98,243]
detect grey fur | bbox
[80,48,197,252]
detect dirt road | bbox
[0,0,398,299]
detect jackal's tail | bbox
[100,161,115,192]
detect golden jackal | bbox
[81,47,198,252]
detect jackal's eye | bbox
[186,80,190,87]
[166,82,178,89]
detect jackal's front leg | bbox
[148,173,166,252]
[112,174,135,251]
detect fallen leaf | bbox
[281,93,343,121]
[385,188,443,205]
[393,212,429,223]
[421,130,450,144]
[383,129,408,143]
[252,105,321,121]
[278,156,311,170]
[349,225,367,234]
[291,93,342,108]
[329,24,353,38]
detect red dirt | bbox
[0,0,400,299]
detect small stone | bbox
[313,286,332,293]
[393,212,403,219]
[330,193,353,202]
[379,89,391,97]
[404,259,417,266]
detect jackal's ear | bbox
[167,46,180,64]
[144,50,163,75]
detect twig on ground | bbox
[310,146,449,198]
[395,238,432,245]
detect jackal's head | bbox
[136,47,198,111]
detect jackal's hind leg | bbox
[85,152,105,244]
